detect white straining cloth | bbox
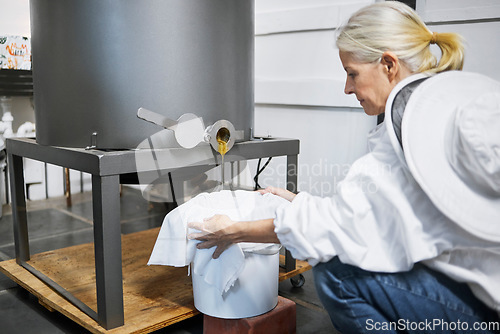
[148,190,288,294]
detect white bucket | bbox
[192,250,279,319]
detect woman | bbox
[188,2,500,333]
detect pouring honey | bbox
[216,127,230,188]
[217,138,228,156]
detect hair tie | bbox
[430,31,438,44]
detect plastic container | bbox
[192,250,279,319]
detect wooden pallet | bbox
[0,227,311,334]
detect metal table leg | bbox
[92,175,124,329]
[8,153,30,263]
[284,154,298,272]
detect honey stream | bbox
[217,138,228,189]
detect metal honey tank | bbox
[30,0,254,149]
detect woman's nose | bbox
[344,79,354,95]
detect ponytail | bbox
[424,31,464,73]
[337,2,464,74]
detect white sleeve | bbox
[274,153,449,271]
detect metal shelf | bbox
[0,69,33,96]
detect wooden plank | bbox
[0,228,311,333]
[279,255,312,282]
[0,228,197,334]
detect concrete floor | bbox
[0,187,337,333]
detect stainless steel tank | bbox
[30,0,254,149]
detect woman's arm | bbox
[257,186,297,202]
[188,215,279,259]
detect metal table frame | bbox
[6,137,299,330]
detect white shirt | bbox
[274,122,500,313]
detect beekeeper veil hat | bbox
[396,71,500,242]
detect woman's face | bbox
[339,51,397,116]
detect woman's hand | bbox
[188,214,237,259]
[188,215,280,259]
[257,186,297,202]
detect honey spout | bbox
[216,127,230,156]
[205,119,237,155]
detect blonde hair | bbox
[336,2,464,74]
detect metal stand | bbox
[6,137,299,330]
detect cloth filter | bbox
[148,190,288,295]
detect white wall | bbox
[253,0,378,196]
[0,0,30,37]
[416,0,500,81]
[253,0,500,196]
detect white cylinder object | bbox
[192,251,279,319]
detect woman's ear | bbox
[380,51,399,82]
